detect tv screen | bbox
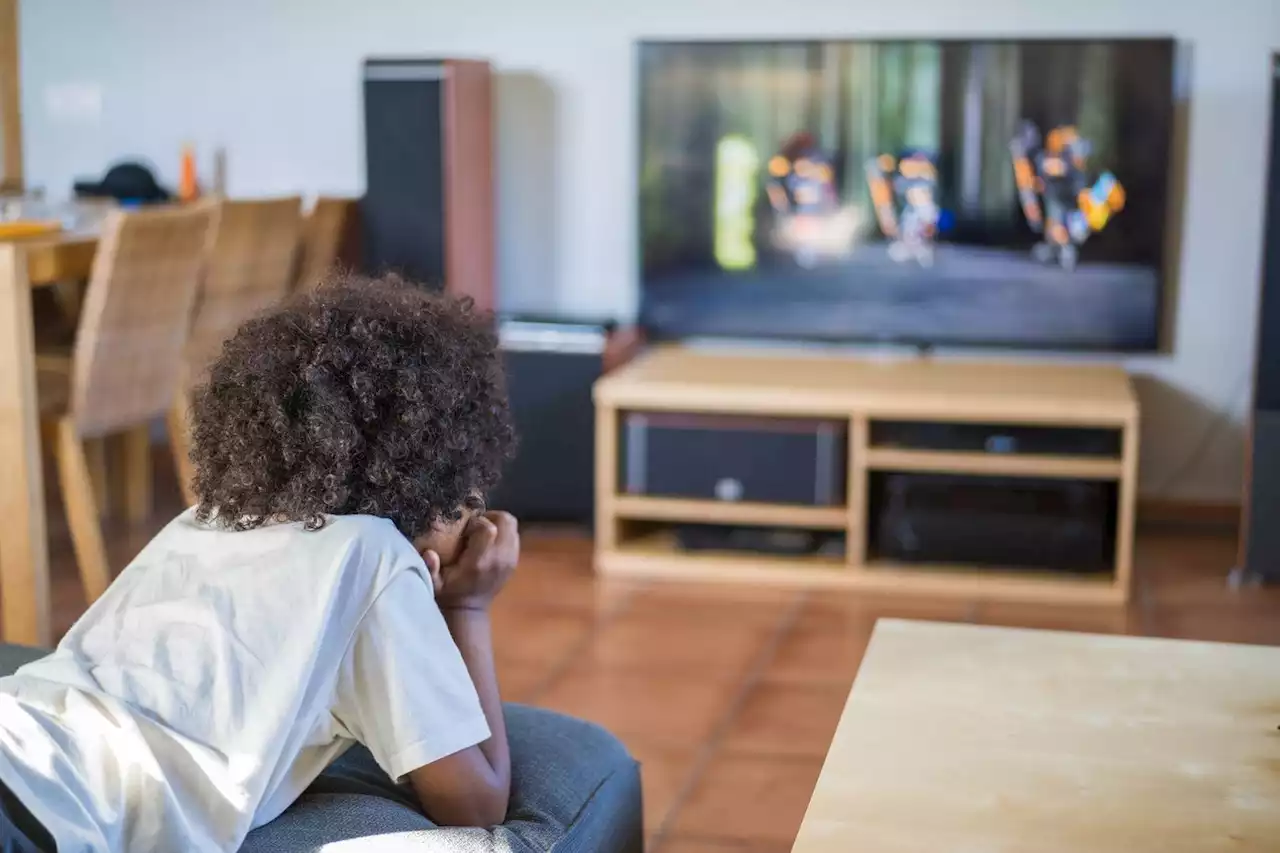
[638,38,1175,351]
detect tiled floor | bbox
[24,475,1280,852]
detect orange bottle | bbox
[178,144,199,202]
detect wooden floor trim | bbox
[1137,498,1240,528]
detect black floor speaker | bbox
[487,319,610,523]
[362,58,494,309]
[1239,54,1280,584]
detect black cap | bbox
[73,161,172,204]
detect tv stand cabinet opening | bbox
[592,345,1139,605]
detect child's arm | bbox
[407,513,517,827]
[406,607,509,826]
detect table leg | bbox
[1114,417,1140,602]
[0,245,52,646]
[593,404,617,551]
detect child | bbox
[0,276,518,852]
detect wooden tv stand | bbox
[593,346,1139,605]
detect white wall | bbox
[20,0,1280,502]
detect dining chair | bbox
[294,196,351,292]
[170,196,303,503]
[37,203,216,603]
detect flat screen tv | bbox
[637,38,1176,351]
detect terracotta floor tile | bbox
[721,681,849,758]
[537,663,737,749]
[621,583,800,630]
[1132,530,1280,609]
[973,601,1141,635]
[1142,568,1280,609]
[763,604,874,685]
[495,660,551,704]
[490,605,594,664]
[821,590,978,623]
[670,753,823,846]
[763,593,975,685]
[1138,603,1280,646]
[622,739,699,839]
[578,607,776,680]
[501,533,637,612]
[1133,528,1234,574]
[656,838,791,853]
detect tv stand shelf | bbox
[593,345,1140,605]
[863,448,1124,480]
[612,495,849,530]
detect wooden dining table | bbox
[0,229,99,646]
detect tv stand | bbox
[593,345,1139,604]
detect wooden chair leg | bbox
[168,400,197,508]
[54,417,112,604]
[85,437,110,517]
[49,279,85,325]
[112,426,153,524]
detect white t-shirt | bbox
[0,510,490,852]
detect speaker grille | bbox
[363,59,446,287]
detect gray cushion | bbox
[0,644,45,676]
[242,706,643,852]
[0,644,643,852]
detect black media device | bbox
[870,421,1122,457]
[870,472,1115,573]
[673,524,846,559]
[620,414,847,507]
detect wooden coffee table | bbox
[792,620,1280,852]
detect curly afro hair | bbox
[189,274,514,538]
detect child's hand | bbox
[423,511,519,611]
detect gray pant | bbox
[0,785,51,853]
[240,704,644,853]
